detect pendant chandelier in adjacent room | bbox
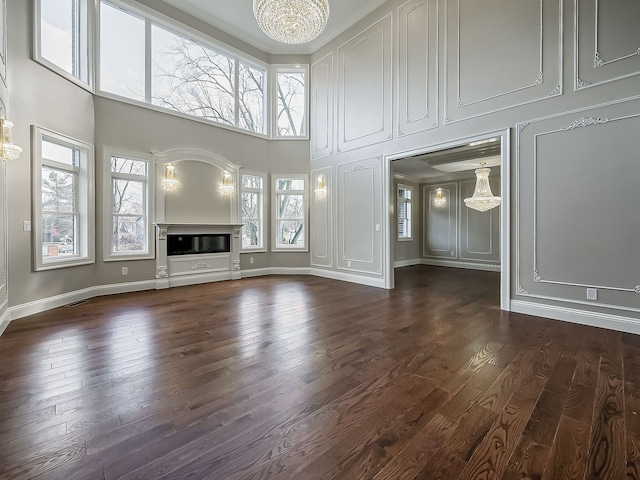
[464,162,501,212]
[253,0,330,45]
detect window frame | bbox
[240,171,267,253]
[32,126,95,271]
[33,0,94,90]
[271,65,309,139]
[272,174,308,252]
[103,148,154,261]
[397,184,413,241]
[96,0,269,138]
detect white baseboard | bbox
[270,267,311,276]
[421,258,500,272]
[510,299,640,335]
[241,268,271,278]
[310,268,386,289]
[10,280,158,321]
[0,301,10,335]
[165,271,234,288]
[394,259,421,268]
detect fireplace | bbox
[155,223,243,288]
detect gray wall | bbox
[308,0,640,326]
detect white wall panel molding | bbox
[575,0,640,90]
[337,15,393,153]
[310,166,333,268]
[310,52,334,160]
[459,178,500,263]
[516,97,640,314]
[337,157,383,275]
[444,0,562,124]
[423,183,458,258]
[398,0,438,136]
[310,267,386,288]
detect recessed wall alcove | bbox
[153,149,243,288]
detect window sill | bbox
[103,253,155,262]
[35,257,95,271]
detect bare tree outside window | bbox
[276,179,305,247]
[276,71,306,137]
[111,157,147,253]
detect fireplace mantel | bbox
[155,223,244,288]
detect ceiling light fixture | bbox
[253,0,330,45]
[464,162,501,212]
[0,118,22,161]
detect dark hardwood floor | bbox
[0,265,637,479]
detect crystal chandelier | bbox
[253,0,330,45]
[464,163,501,212]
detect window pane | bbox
[100,2,145,102]
[242,192,258,219]
[42,213,76,258]
[40,0,89,83]
[113,216,145,252]
[242,175,262,189]
[151,25,235,125]
[113,179,144,215]
[42,167,75,212]
[277,220,304,246]
[111,156,147,176]
[277,179,304,191]
[242,220,260,248]
[398,201,406,219]
[276,72,306,136]
[238,63,265,133]
[278,193,303,220]
[42,138,78,166]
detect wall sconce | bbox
[0,118,22,161]
[162,163,179,192]
[221,171,234,192]
[433,188,446,207]
[314,174,326,196]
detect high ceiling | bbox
[160,0,388,55]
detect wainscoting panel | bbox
[337,15,393,153]
[516,98,640,313]
[398,0,438,136]
[444,0,562,123]
[310,52,334,160]
[423,183,458,259]
[575,0,640,90]
[459,178,500,263]
[337,157,382,275]
[310,167,333,268]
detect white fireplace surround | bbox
[155,223,244,289]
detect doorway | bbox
[383,129,510,311]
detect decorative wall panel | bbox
[444,0,562,123]
[337,15,393,153]
[575,0,640,89]
[516,98,640,312]
[310,52,333,160]
[337,157,382,275]
[459,179,500,263]
[423,183,458,258]
[310,167,332,267]
[398,0,438,136]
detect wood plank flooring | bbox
[0,265,637,479]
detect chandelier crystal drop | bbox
[253,0,330,45]
[0,119,22,161]
[464,163,501,212]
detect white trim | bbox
[271,174,309,252]
[241,267,272,278]
[0,300,9,335]
[510,300,640,335]
[310,267,386,289]
[421,258,500,272]
[9,280,157,321]
[394,258,421,268]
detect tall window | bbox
[241,173,266,251]
[35,0,91,86]
[397,185,413,240]
[33,127,95,270]
[105,150,153,260]
[99,2,145,102]
[274,67,307,137]
[273,175,307,251]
